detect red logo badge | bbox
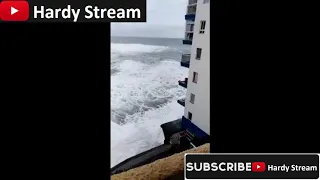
[0,1,29,21]
[252,162,266,172]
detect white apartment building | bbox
[178,0,210,143]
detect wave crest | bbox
[111,43,169,54]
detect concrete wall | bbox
[111,144,209,180]
[184,0,210,135]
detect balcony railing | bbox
[181,54,190,68]
[185,33,193,40]
[186,6,197,14]
[178,78,188,88]
[177,98,186,107]
[182,33,193,45]
[188,0,197,5]
[185,23,194,32]
[185,4,196,21]
[185,14,196,21]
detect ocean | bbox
[111,36,190,167]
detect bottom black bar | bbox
[185,154,319,179]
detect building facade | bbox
[178,0,210,144]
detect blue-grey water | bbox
[110,36,189,167]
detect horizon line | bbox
[111,35,183,39]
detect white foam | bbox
[111,43,169,54]
[111,60,187,122]
[111,101,184,167]
[111,59,188,167]
[111,41,188,168]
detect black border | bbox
[210,1,319,153]
[1,23,111,178]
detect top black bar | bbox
[0,0,146,22]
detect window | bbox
[196,48,202,59]
[188,112,193,120]
[190,93,195,104]
[204,0,210,4]
[199,21,206,34]
[192,72,198,83]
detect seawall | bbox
[111,143,209,180]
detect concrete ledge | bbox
[111,144,174,175]
[111,143,210,180]
[160,119,183,144]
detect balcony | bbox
[182,39,192,45]
[185,4,197,21]
[177,98,185,107]
[185,14,196,21]
[181,54,190,68]
[183,24,193,44]
[185,22,194,33]
[182,32,193,45]
[178,78,188,88]
[188,0,197,6]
